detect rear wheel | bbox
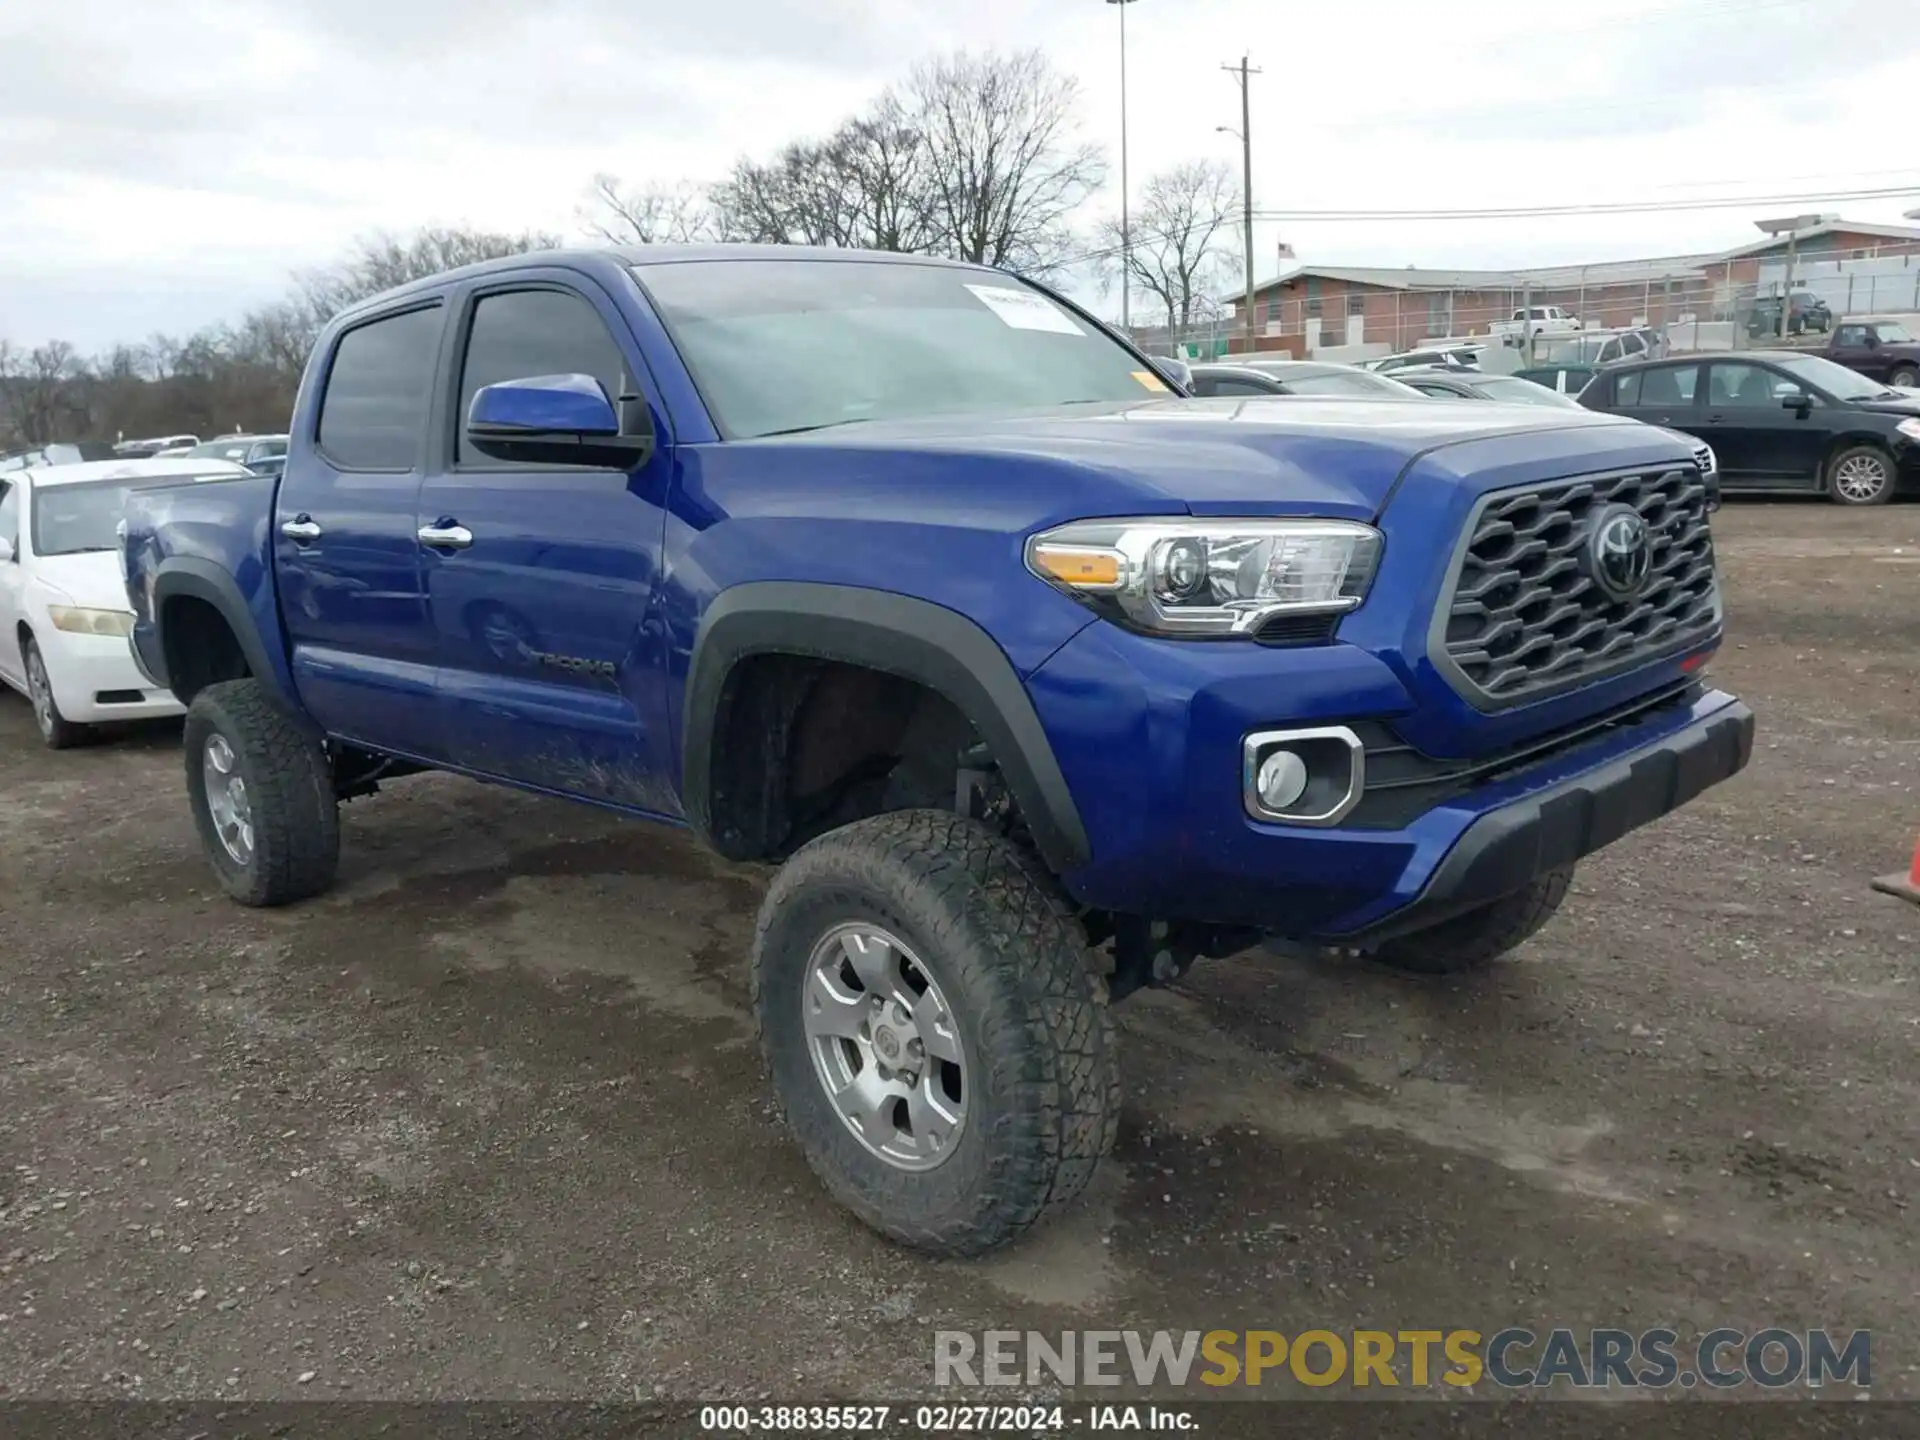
[1826,445,1895,506]
[1368,868,1573,976]
[183,679,340,906]
[23,638,85,750]
[754,810,1119,1256]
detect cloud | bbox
[1,0,1915,351]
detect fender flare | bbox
[150,558,287,704]
[682,582,1090,874]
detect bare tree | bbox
[905,50,1105,276]
[1098,160,1241,339]
[579,174,711,245]
[709,112,935,253]
[300,226,563,322]
[15,341,81,444]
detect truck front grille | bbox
[1437,466,1718,708]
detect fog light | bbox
[1255,749,1309,811]
[1241,725,1366,826]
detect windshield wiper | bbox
[755,418,873,438]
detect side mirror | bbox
[1863,333,1881,349]
[466,373,654,469]
[1780,391,1811,415]
[1151,357,1192,392]
[0,537,13,563]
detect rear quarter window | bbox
[317,305,444,470]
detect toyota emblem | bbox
[1587,505,1652,601]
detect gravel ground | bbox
[0,500,1915,1407]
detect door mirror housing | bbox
[1863,332,1881,349]
[1779,391,1812,416]
[466,373,655,468]
[1150,356,1192,392]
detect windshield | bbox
[1281,370,1422,398]
[1473,376,1580,408]
[30,473,236,556]
[187,440,256,462]
[1771,353,1899,401]
[634,260,1165,438]
[1873,322,1915,343]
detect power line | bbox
[1249,184,1920,223]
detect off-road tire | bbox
[1368,867,1573,976]
[754,809,1119,1256]
[1889,365,1919,389]
[183,679,340,907]
[23,637,85,750]
[1825,444,1895,507]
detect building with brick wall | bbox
[1221,218,1920,356]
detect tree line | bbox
[0,49,1243,453]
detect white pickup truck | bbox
[1491,306,1582,342]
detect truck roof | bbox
[338,244,993,321]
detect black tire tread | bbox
[184,679,339,907]
[1370,867,1573,976]
[753,809,1118,1256]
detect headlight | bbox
[1897,418,1920,442]
[47,605,134,637]
[1025,517,1383,637]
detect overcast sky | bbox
[3,0,1918,352]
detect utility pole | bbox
[1107,0,1139,333]
[1223,56,1261,354]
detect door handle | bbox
[280,516,322,544]
[418,522,474,551]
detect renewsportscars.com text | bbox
[934,1328,1870,1391]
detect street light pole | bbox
[1107,0,1137,333]
[1222,56,1261,354]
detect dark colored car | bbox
[1580,351,1920,505]
[1391,369,1584,409]
[1748,291,1831,337]
[1186,360,1425,398]
[1819,318,1920,390]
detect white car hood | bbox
[31,551,128,609]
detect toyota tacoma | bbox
[121,246,1753,1255]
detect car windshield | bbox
[31,473,234,556]
[1770,353,1899,402]
[1472,376,1580,408]
[1281,370,1422,397]
[1873,322,1914,343]
[633,259,1164,438]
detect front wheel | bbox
[1889,365,1919,389]
[754,810,1119,1256]
[184,680,340,906]
[22,638,85,750]
[1368,868,1573,976]
[1826,445,1895,506]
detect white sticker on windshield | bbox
[965,284,1085,336]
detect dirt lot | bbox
[1,500,1916,1406]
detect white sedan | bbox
[0,457,247,747]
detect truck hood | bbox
[29,551,126,609]
[762,397,1660,519]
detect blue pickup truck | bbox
[122,245,1753,1255]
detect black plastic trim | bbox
[1333,699,1754,944]
[682,583,1091,873]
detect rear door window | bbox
[317,305,444,471]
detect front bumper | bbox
[45,634,184,724]
[1332,697,1753,943]
[1025,619,1751,940]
